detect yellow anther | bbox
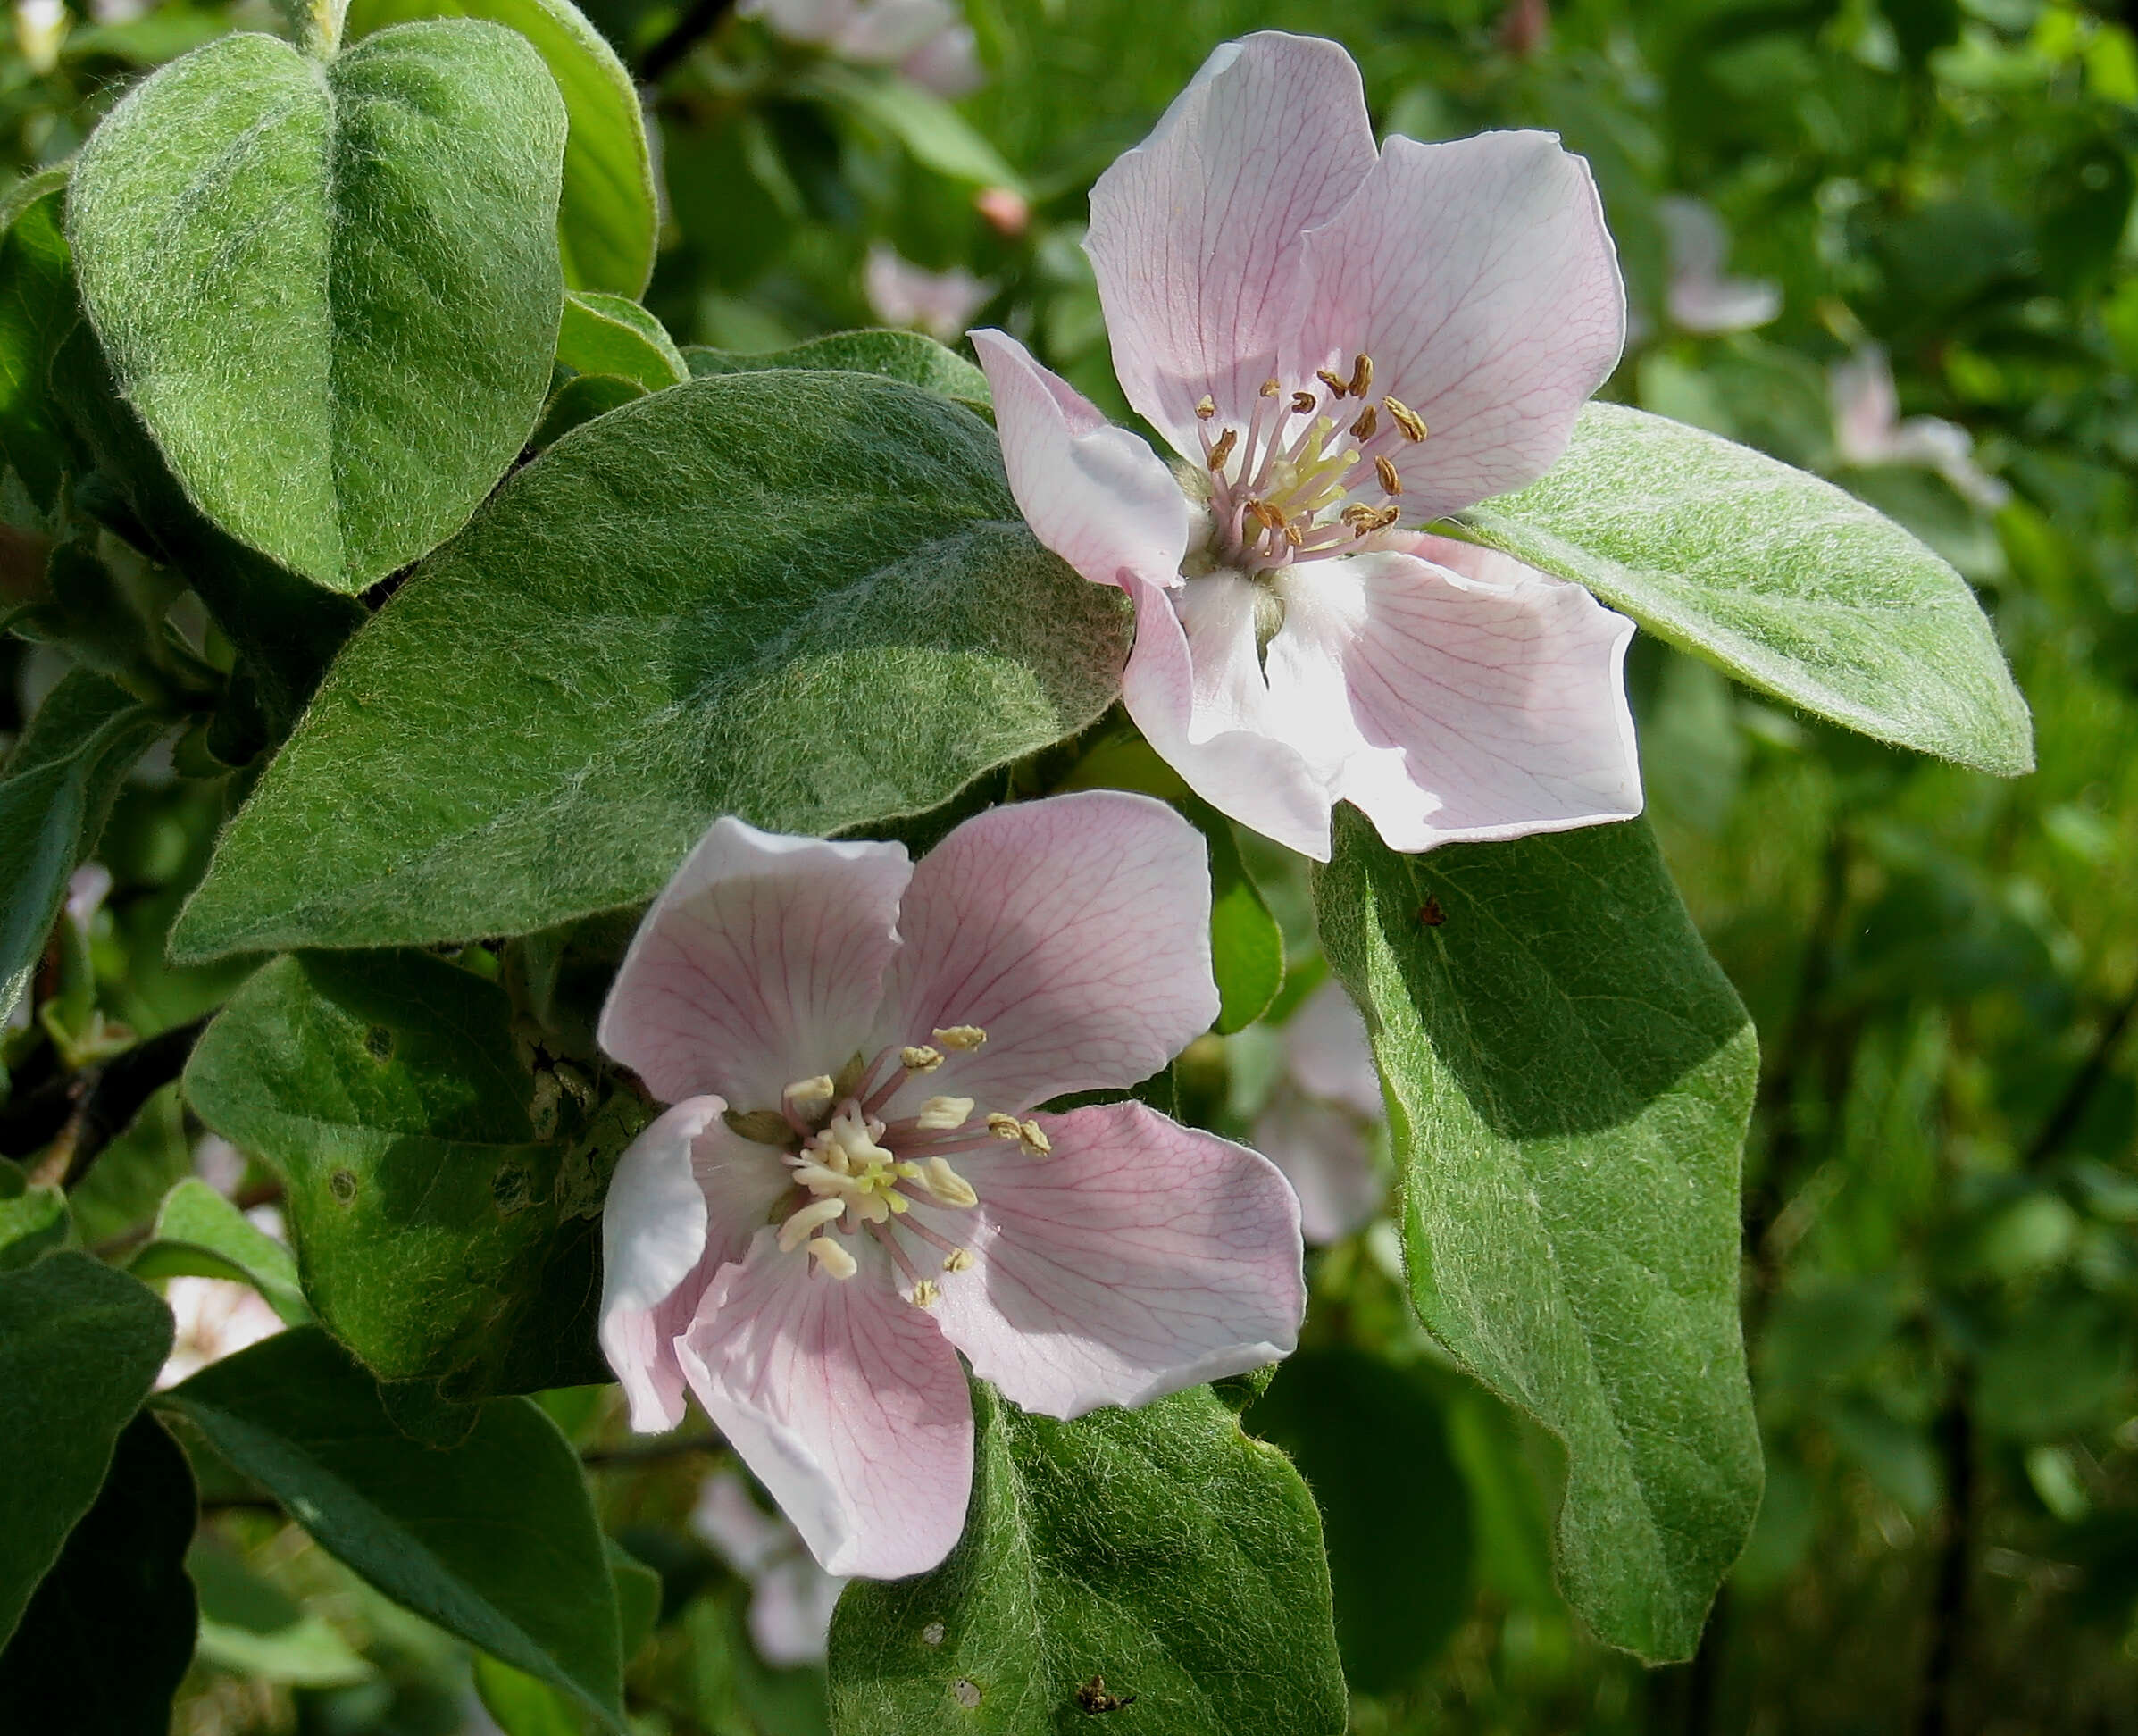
[988,1112,1023,1141]
[909,1279,940,1307]
[807,1237,857,1279]
[1289,390,1317,414]
[1375,455,1402,497]
[901,1045,944,1073]
[933,1025,988,1051]
[1019,1120,1052,1156]
[1349,404,1379,441]
[915,1095,974,1131]
[1207,428,1237,471]
[783,1075,836,1121]
[887,1191,910,1214]
[1383,396,1427,441]
[1195,394,1216,420]
[1315,368,1349,397]
[777,1196,848,1252]
[1260,377,1281,397]
[921,1157,980,1208]
[1349,353,1374,396]
[943,1247,975,1273]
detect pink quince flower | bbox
[1252,979,1386,1246]
[597,791,1305,1578]
[970,32,1641,861]
[691,1468,847,1665]
[863,243,992,342]
[743,0,983,98]
[1830,346,2009,513]
[1658,196,1781,335]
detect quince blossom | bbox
[971,31,1641,860]
[1830,346,2009,512]
[597,791,1304,1577]
[1252,979,1386,1246]
[691,1468,846,1665]
[741,0,982,98]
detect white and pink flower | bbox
[597,791,1305,1577]
[1252,979,1386,1246]
[742,0,983,98]
[691,1468,846,1665]
[971,31,1641,861]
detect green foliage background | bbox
[2,0,2134,1731]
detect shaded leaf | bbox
[683,329,990,413]
[532,371,647,448]
[0,171,77,512]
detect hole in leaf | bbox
[363,1025,395,1062]
[952,1679,982,1709]
[492,1162,533,1217]
[329,1168,357,1205]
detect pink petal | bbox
[1086,32,1376,457]
[601,1097,789,1432]
[970,328,1190,590]
[1119,571,1334,859]
[691,1467,792,1575]
[1252,1092,1383,1245]
[1289,130,1624,520]
[930,1101,1303,1415]
[749,1556,847,1665]
[1284,978,1381,1120]
[899,23,983,97]
[1264,538,1641,852]
[679,1230,973,1578]
[876,790,1218,1109]
[598,818,912,1112]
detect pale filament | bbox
[752,1022,1042,1306]
[1196,349,1427,572]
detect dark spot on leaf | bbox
[951,1678,982,1709]
[492,1161,533,1216]
[329,1168,357,1205]
[1416,897,1445,929]
[363,1024,395,1061]
[1075,1675,1136,1714]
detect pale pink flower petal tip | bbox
[598,791,1306,1580]
[973,29,1642,862]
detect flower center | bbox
[1191,350,1426,574]
[728,1023,1050,1306]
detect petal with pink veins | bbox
[877,790,1219,1110]
[1119,571,1333,859]
[598,819,911,1111]
[1265,538,1641,852]
[1087,31,1376,455]
[1288,130,1624,521]
[679,1230,973,1578]
[931,1101,1303,1415]
[970,328,1190,590]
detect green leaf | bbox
[1315,811,1761,1662]
[531,371,647,448]
[1243,1348,1473,1693]
[558,290,686,390]
[170,372,1132,959]
[67,22,567,590]
[129,1177,312,1325]
[0,171,78,512]
[827,1381,1346,1736]
[805,63,1025,191]
[154,1326,625,1728]
[0,1159,70,1273]
[189,1537,375,1687]
[346,0,656,296]
[0,670,163,1022]
[684,330,991,414]
[182,950,611,1393]
[0,1413,198,1730]
[1454,402,2034,775]
[0,1251,173,1647]
[473,1544,663,1736]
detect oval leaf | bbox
[1315,811,1762,1663]
[170,372,1132,960]
[346,0,656,296]
[154,1327,626,1729]
[828,1381,1346,1736]
[559,288,685,389]
[128,1177,313,1325]
[0,1252,172,1648]
[684,330,991,414]
[1456,402,2034,775]
[68,23,567,591]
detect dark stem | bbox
[2022,975,2138,1168]
[1917,1373,1975,1736]
[637,0,738,83]
[1683,1582,1729,1736]
[580,1432,726,1469]
[2,1016,207,1185]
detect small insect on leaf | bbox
[1075,1674,1137,1714]
[1416,896,1446,929]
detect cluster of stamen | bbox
[726,1024,1048,1307]
[1191,350,1426,573]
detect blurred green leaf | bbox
[683,330,991,414]
[1976,1292,2130,1441]
[0,171,78,513]
[0,1412,197,1730]
[558,289,686,390]
[188,1537,376,1688]
[1458,403,2034,776]
[1316,811,1761,1663]
[0,1159,70,1273]
[182,950,611,1394]
[806,63,1025,192]
[67,23,566,589]
[828,1380,1346,1736]
[0,1252,172,1648]
[155,1327,627,1730]
[129,1178,311,1325]
[347,0,657,297]
[170,373,1131,959]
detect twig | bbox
[1917,1373,1974,1736]
[2022,974,2138,1168]
[638,0,738,83]
[580,1433,725,1469]
[2,1016,207,1185]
